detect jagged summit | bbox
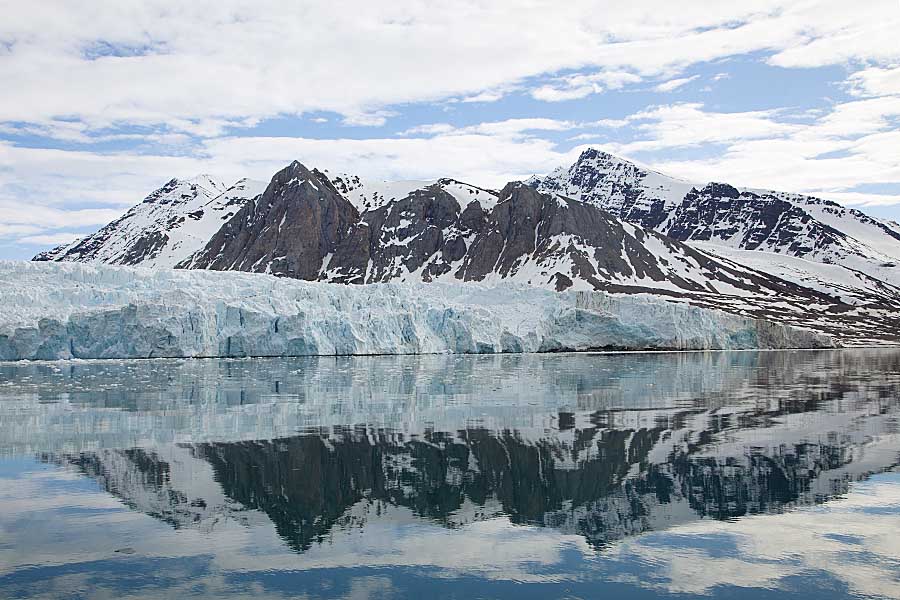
[179,161,359,279]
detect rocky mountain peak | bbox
[696,182,741,199]
[180,160,359,279]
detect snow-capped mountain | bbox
[167,162,900,343]
[34,175,266,268]
[532,149,900,286]
[180,161,826,299]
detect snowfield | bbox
[0,262,832,361]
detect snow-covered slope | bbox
[0,261,831,361]
[33,175,266,268]
[533,149,900,287]
[696,243,900,307]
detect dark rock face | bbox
[664,184,851,257]
[326,185,478,284]
[181,162,359,279]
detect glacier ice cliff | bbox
[0,261,833,361]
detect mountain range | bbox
[33,149,900,343]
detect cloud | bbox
[399,118,579,138]
[612,103,800,153]
[0,200,124,230]
[17,232,83,246]
[654,75,699,92]
[767,1,900,68]
[201,132,575,186]
[847,65,900,97]
[461,90,505,103]
[530,71,642,102]
[823,191,900,208]
[341,110,397,127]
[10,1,896,132]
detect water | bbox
[1,350,899,599]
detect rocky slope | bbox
[532,149,900,287]
[180,162,359,279]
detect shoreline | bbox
[3,345,899,367]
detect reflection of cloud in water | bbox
[606,474,900,598]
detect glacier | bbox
[0,261,832,361]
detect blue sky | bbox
[1,1,899,260]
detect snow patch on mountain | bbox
[328,173,499,213]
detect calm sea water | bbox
[0,350,899,600]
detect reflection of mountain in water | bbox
[8,349,900,454]
[190,428,867,551]
[44,350,900,551]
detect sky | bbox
[1,0,899,260]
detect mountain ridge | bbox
[29,149,900,343]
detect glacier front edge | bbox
[0,261,833,361]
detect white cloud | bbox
[0,200,124,230]
[400,118,579,138]
[399,123,458,136]
[823,191,900,208]
[767,0,900,68]
[11,1,895,131]
[341,110,397,127]
[612,103,800,153]
[847,65,900,97]
[17,232,83,246]
[530,71,642,102]
[654,75,699,92]
[201,132,575,187]
[461,91,505,103]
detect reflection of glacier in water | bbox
[5,350,898,552]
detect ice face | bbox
[0,261,832,361]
